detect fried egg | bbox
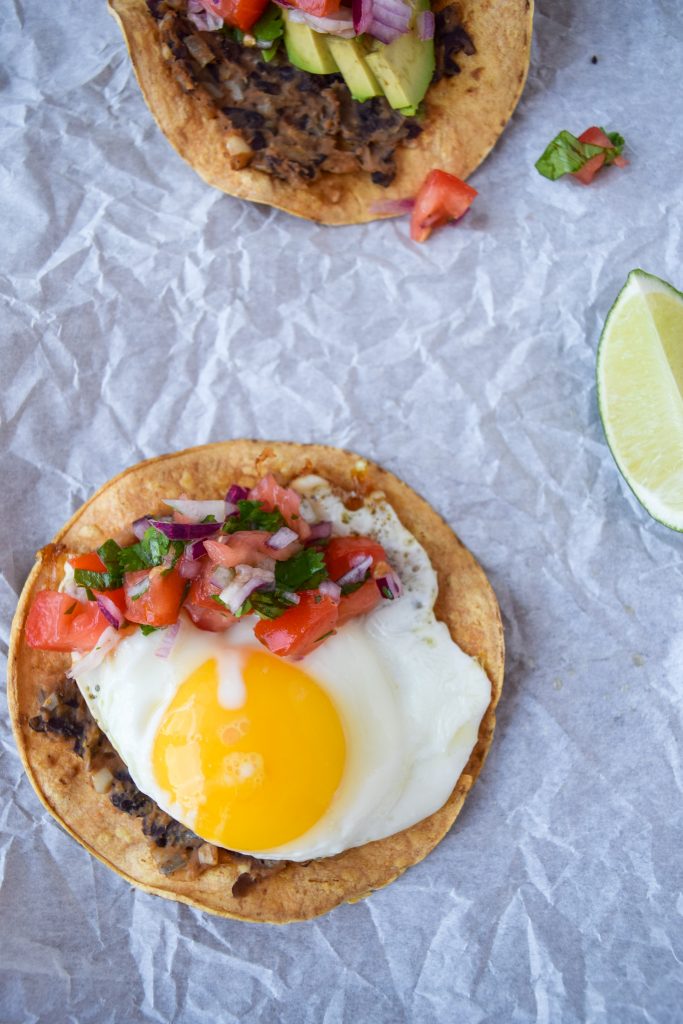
[71,477,491,861]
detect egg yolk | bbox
[152,650,346,851]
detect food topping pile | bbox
[26,473,403,663]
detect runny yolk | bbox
[152,650,346,851]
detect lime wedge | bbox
[597,269,683,530]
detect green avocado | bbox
[365,0,435,112]
[326,37,382,102]
[283,13,339,75]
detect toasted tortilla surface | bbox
[9,441,504,923]
[108,0,533,224]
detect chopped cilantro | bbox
[246,591,297,620]
[73,568,122,592]
[535,128,626,180]
[211,594,228,608]
[118,527,177,572]
[139,624,159,636]
[275,550,328,592]
[315,630,335,643]
[64,602,77,615]
[97,539,122,572]
[222,499,284,535]
[201,515,217,524]
[380,585,394,600]
[340,578,367,596]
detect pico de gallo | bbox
[25,474,403,662]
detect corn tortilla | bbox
[8,440,504,922]
[108,0,533,224]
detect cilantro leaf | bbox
[73,568,122,591]
[118,527,174,572]
[275,550,328,592]
[222,500,284,535]
[241,591,297,620]
[535,128,625,181]
[140,624,159,636]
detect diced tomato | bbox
[254,591,339,659]
[197,0,269,31]
[204,532,298,567]
[68,552,127,615]
[184,560,238,632]
[69,553,106,572]
[25,591,110,652]
[410,170,478,243]
[578,126,613,149]
[185,602,237,632]
[323,536,388,581]
[573,153,606,185]
[123,567,186,627]
[286,0,341,16]
[249,474,311,540]
[323,537,386,625]
[336,579,381,627]
[573,127,628,184]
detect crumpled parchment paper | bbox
[1,0,683,1020]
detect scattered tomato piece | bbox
[198,0,270,31]
[254,591,339,659]
[124,567,186,627]
[25,591,110,651]
[410,170,477,243]
[249,474,311,540]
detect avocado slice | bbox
[326,37,382,102]
[365,0,435,112]
[283,13,339,75]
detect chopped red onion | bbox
[367,0,411,43]
[96,594,125,630]
[319,580,342,603]
[67,627,119,678]
[226,485,249,504]
[186,539,208,561]
[336,555,373,587]
[219,566,275,615]
[280,590,301,605]
[287,6,355,36]
[352,0,373,35]
[187,0,223,30]
[163,499,226,524]
[416,9,434,40]
[267,526,299,550]
[178,555,203,580]
[132,516,152,540]
[210,565,233,590]
[150,519,220,541]
[155,621,181,659]
[376,571,403,600]
[370,197,416,216]
[127,575,150,601]
[307,521,332,541]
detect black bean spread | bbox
[29,680,285,894]
[147,0,475,187]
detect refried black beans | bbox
[146,0,475,187]
[29,679,285,894]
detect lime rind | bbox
[597,268,683,532]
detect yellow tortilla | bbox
[108,0,533,224]
[8,441,504,922]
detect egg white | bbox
[71,477,491,862]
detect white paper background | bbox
[2,0,683,1020]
